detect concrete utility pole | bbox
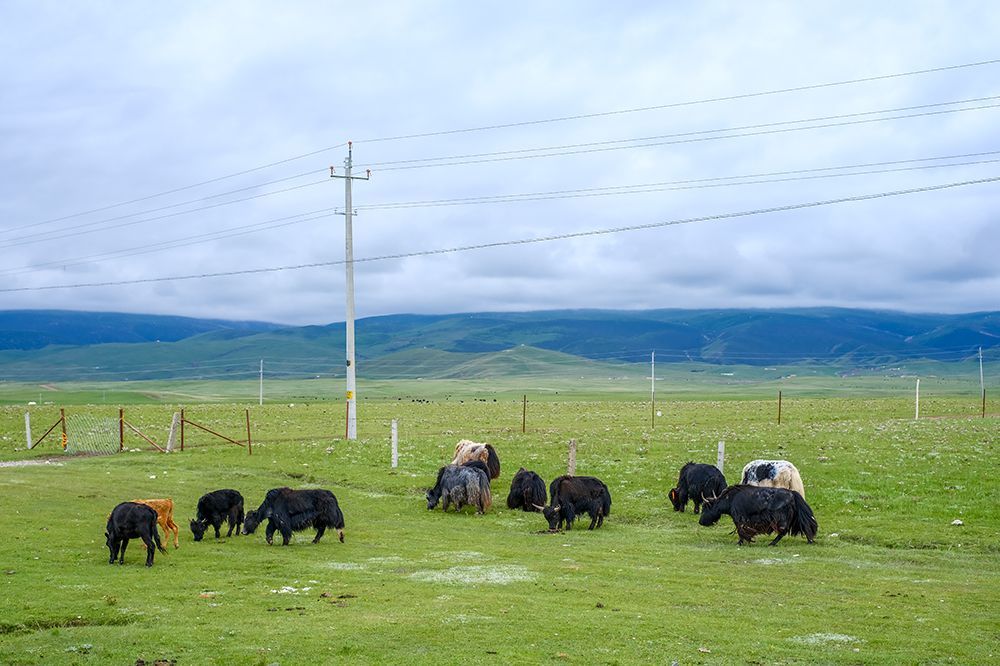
[330,142,370,440]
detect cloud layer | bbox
[2,2,998,324]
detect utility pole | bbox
[650,351,655,428]
[330,142,370,440]
[259,359,263,406]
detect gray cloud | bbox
[1,2,998,325]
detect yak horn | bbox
[532,503,546,511]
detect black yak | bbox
[542,475,611,531]
[105,502,167,567]
[741,459,806,498]
[190,489,245,541]
[698,484,817,546]
[669,462,727,514]
[243,487,345,545]
[506,467,546,512]
[426,464,492,514]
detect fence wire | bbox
[65,414,119,455]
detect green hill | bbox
[0,308,996,382]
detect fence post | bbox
[180,408,185,451]
[166,412,181,452]
[983,389,987,419]
[778,390,782,425]
[717,440,725,474]
[391,419,398,468]
[245,409,252,456]
[915,379,920,420]
[60,408,67,450]
[119,408,124,451]
[24,412,32,449]
[522,395,527,434]
[567,438,577,476]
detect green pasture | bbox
[0,396,997,665]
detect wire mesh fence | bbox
[65,413,120,455]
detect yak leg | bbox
[213,518,223,539]
[167,518,179,548]
[265,520,278,545]
[142,534,156,566]
[225,511,236,536]
[768,528,788,546]
[588,509,601,530]
[108,538,121,565]
[118,538,129,564]
[313,525,326,543]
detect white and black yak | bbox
[669,462,727,514]
[698,484,817,546]
[506,467,547,512]
[741,459,806,498]
[541,475,612,531]
[426,464,492,514]
[243,487,345,545]
[451,439,501,480]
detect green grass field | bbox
[0,390,997,664]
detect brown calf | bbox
[132,498,180,549]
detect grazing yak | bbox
[426,464,492,514]
[541,475,612,531]
[190,489,245,541]
[243,487,345,545]
[698,484,817,546]
[669,462,728,514]
[451,439,501,480]
[741,459,806,498]
[105,502,168,567]
[506,468,547,512]
[132,498,180,549]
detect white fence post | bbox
[915,378,920,420]
[391,419,398,468]
[567,439,577,476]
[25,412,32,449]
[716,440,725,474]
[166,412,181,452]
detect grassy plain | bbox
[0,388,997,664]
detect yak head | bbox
[189,519,208,541]
[541,504,562,530]
[242,510,264,535]
[669,488,685,512]
[426,487,442,510]
[697,489,728,527]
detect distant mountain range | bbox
[0,308,996,381]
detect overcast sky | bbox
[1,2,998,325]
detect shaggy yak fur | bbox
[669,462,728,514]
[131,498,180,549]
[243,487,345,545]
[506,467,547,512]
[542,475,612,530]
[426,464,492,514]
[450,439,501,480]
[698,484,818,546]
[190,489,245,541]
[105,502,168,567]
[740,459,806,498]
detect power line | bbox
[0,178,331,250]
[1,168,328,238]
[3,174,997,293]
[354,97,1000,172]
[353,58,1000,145]
[14,58,998,233]
[6,149,997,278]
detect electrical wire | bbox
[6,149,997,278]
[2,174,997,293]
[13,58,999,232]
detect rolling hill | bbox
[0,308,996,382]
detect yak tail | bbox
[485,444,501,480]
[152,522,168,555]
[789,492,818,543]
[480,474,493,512]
